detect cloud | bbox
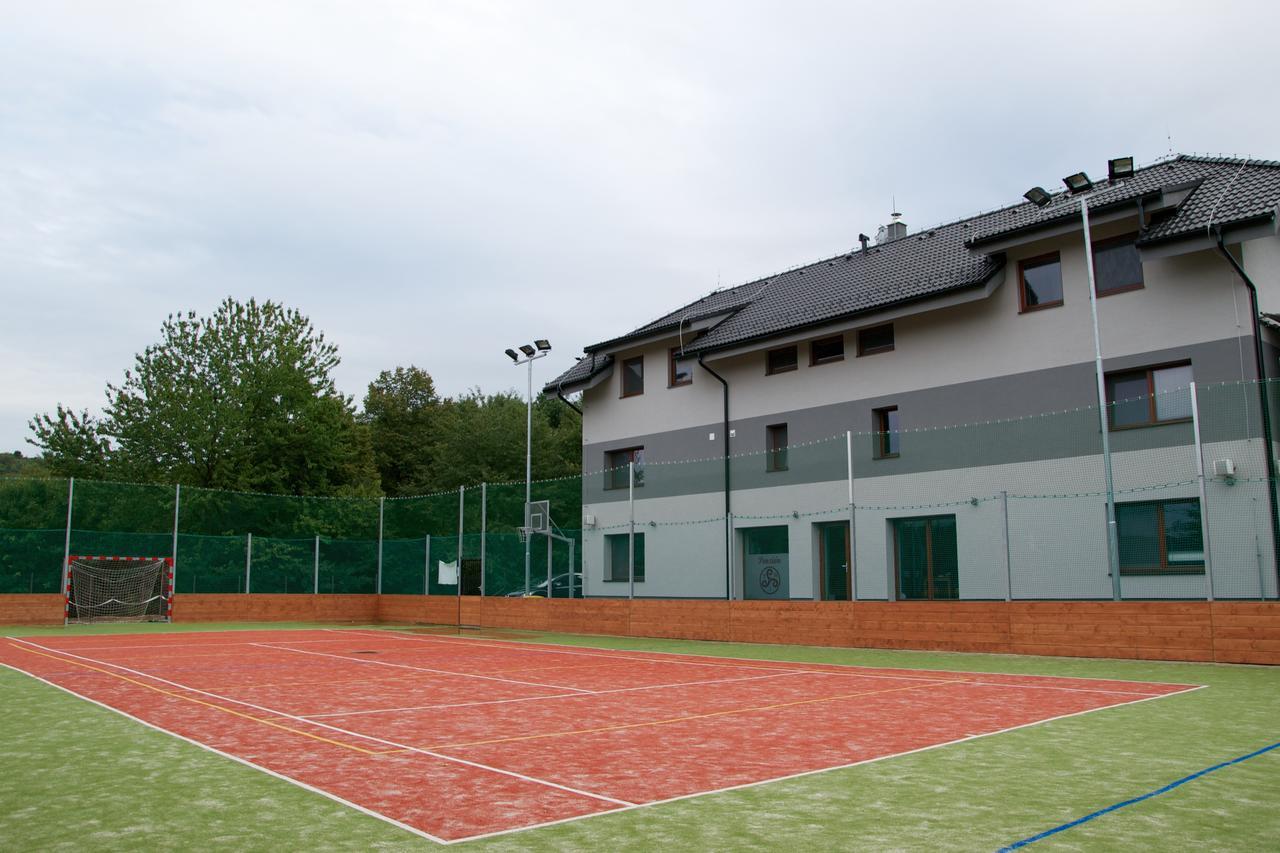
[2,0,1278,450]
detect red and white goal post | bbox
[63,555,174,625]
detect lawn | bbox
[1,621,1277,851]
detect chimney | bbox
[858,233,870,252]
[876,211,907,244]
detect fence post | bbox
[480,482,487,597]
[547,532,553,598]
[846,430,857,601]
[245,532,252,594]
[313,535,320,594]
[376,496,385,595]
[457,486,465,601]
[1190,381,1215,600]
[1001,490,1012,601]
[171,484,180,590]
[568,538,576,599]
[424,534,432,595]
[61,477,74,624]
[628,461,635,601]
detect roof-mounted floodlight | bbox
[1063,172,1093,194]
[1023,186,1052,208]
[505,348,519,363]
[534,339,551,352]
[1108,156,1134,181]
[519,344,537,358]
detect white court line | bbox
[251,642,599,694]
[301,670,806,719]
[333,629,1183,697]
[0,662,448,846]
[4,637,1208,847]
[7,637,633,810]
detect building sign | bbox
[743,553,789,599]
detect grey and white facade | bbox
[547,155,1280,602]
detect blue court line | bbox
[998,740,1280,851]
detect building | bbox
[545,155,1280,603]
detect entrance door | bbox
[817,522,851,600]
[893,515,958,600]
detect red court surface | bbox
[0,628,1200,844]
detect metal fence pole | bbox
[846,430,858,601]
[457,486,465,600]
[245,532,252,594]
[61,477,74,624]
[1001,490,1012,601]
[376,496,385,595]
[1190,382,1215,600]
[171,483,181,584]
[568,538,576,599]
[628,461,635,601]
[547,533,553,597]
[313,535,320,594]
[480,482,487,597]
[424,534,432,595]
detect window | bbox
[1105,363,1193,428]
[766,345,798,375]
[1019,252,1063,312]
[894,515,958,600]
[668,347,692,387]
[605,447,644,490]
[1094,234,1144,295]
[857,323,895,356]
[621,356,644,397]
[1116,499,1204,574]
[810,335,845,365]
[873,406,900,458]
[766,423,788,472]
[605,532,645,582]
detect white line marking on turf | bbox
[444,683,1209,846]
[332,628,1188,696]
[7,637,634,810]
[250,642,599,694]
[301,670,805,719]
[0,662,449,846]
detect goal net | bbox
[65,555,173,624]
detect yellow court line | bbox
[424,679,965,751]
[10,644,404,756]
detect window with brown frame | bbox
[810,335,844,365]
[766,423,788,472]
[766,345,798,375]
[1094,234,1144,295]
[621,356,644,397]
[604,447,644,490]
[873,406,900,458]
[1018,252,1063,312]
[668,347,692,387]
[857,323,895,356]
[1116,499,1204,574]
[1105,363,1193,428]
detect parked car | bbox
[504,571,582,598]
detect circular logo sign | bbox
[759,565,781,594]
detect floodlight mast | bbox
[506,340,550,594]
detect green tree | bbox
[363,366,441,496]
[29,298,379,497]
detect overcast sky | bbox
[2,1,1277,452]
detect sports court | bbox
[0,627,1198,844]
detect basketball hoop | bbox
[517,527,533,544]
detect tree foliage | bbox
[29,298,380,496]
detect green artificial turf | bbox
[1,622,1277,851]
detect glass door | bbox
[818,522,851,600]
[893,515,958,600]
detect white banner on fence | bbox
[437,560,459,586]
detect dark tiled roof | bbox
[547,155,1279,392]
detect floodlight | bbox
[1108,156,1134,181]
[1063,172,1093,194]
[535,339,551,352]
[519,344,537,357]
[1023,186,1052,208]
[505,348,519,363]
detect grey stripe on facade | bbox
[583,336,1262,504]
